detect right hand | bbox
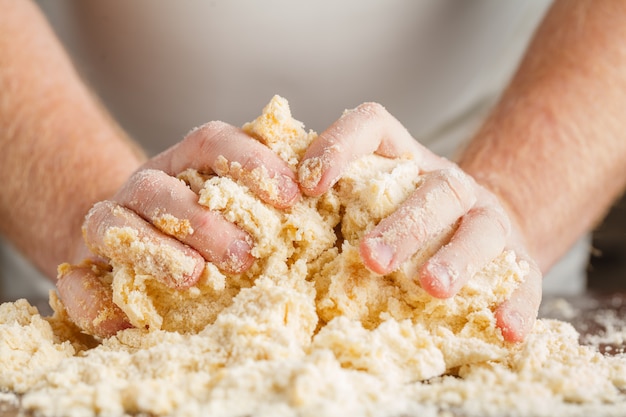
[56,121,301,338]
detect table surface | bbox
[1,292,625,417]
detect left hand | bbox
[298,102,542,342]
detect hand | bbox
[298,102,542,342]
[57,121,301,337]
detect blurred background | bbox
[587,194,626,292]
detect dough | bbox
[1,96,625,417]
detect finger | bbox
[359,168,477,275]
[420,205,510,298]
[83,201,205,288]
[56,262,132,338]
[298,102,423,197]
[494,256,542,342]
[146,121,300,209]
[115,169,254,274]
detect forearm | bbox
[458,0,626,273]
[0,0,144,279]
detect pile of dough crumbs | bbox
[1,96,626,417]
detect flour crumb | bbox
[152,211,194,239]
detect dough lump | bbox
[1,96,625,417]
[103,95,522,376]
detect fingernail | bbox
[365,239,395,273]
[225,238,254,273]
[278,175,300,206]
[500,310,525,342]
[423,262,453,295]
[298,157,323,191]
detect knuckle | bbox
[403,210,430,243]
[318,128,344,151]
[438,167,469,187]
[474,205,512,238]
[492,206,512,237]
[436,167,475,210]
[88,199,116,218]
[191,209,221,233]
[239,148,266,172]
[191,120,230,141]
[184,120,232,156]
[128,169,163,193]
[355,102,388,120]
[82,201,133,252]
[83,200,116,232]
[341,102,390,130]
[121,169,167,209]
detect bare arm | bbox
[0,0,144,279]
[459,0,626,274]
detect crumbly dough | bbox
[1,96,625,416]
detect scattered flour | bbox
[583,309,626,352]
[1,96,625,416]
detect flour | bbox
[1,96,625,416]
[584,309,626,353]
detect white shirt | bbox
[3,0,588,300]
[38,0,550,156]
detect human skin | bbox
[2,0,625,340]
[0,0,298,336]
[0,0,141,279]
[299,0,626,342]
